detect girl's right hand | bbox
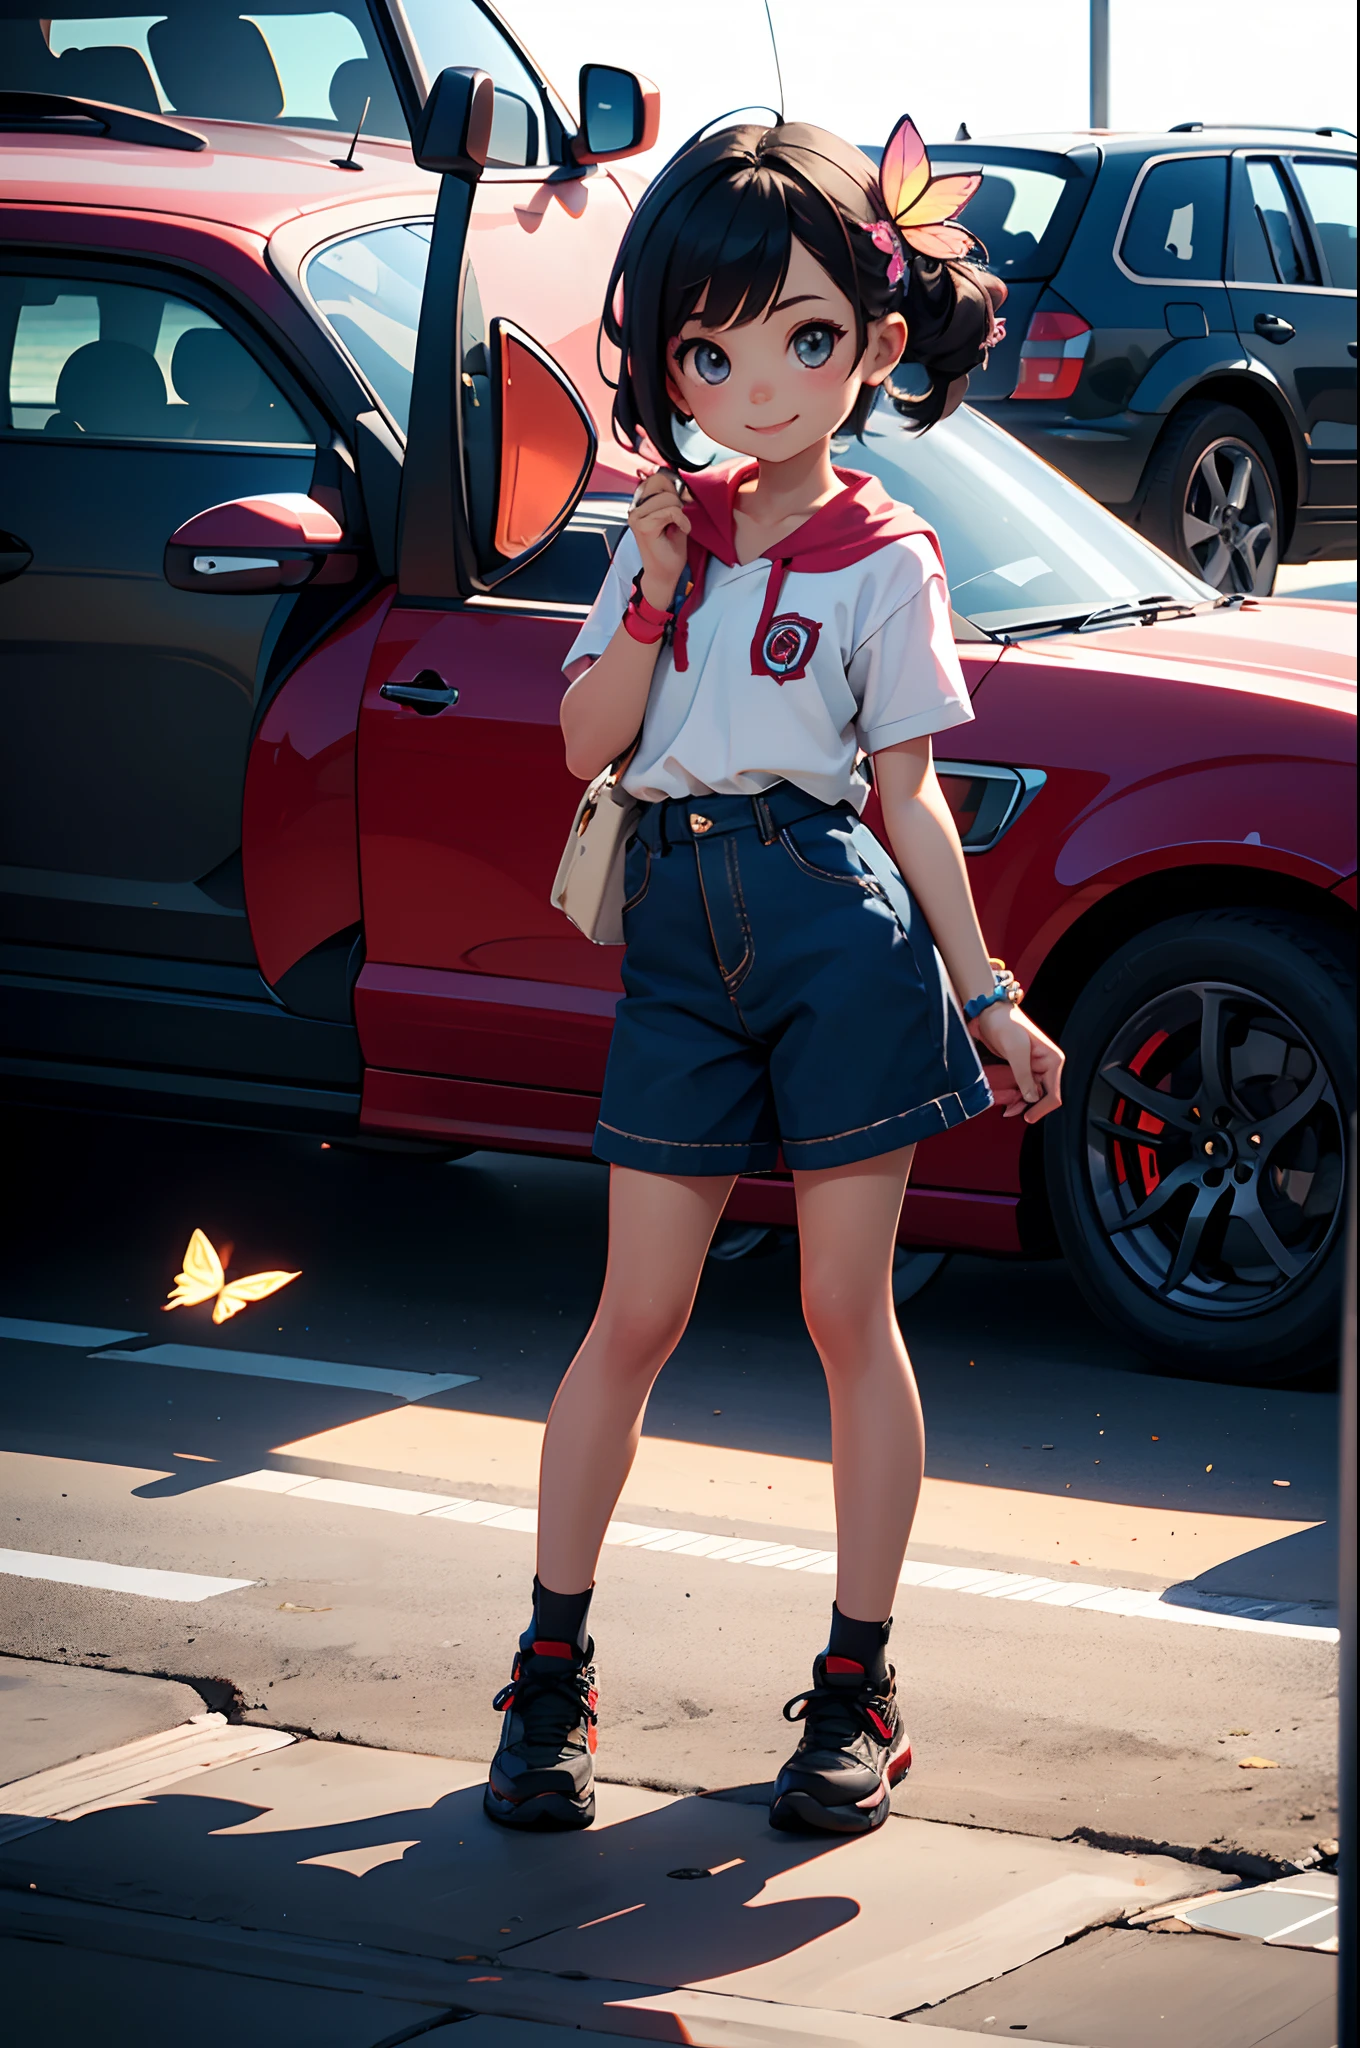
[629,470,690,609]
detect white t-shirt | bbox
[565,526,974,812]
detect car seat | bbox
[170,326,299,442]
[45,340,169,438]
[147,14,283,123]
[54,43,161,113]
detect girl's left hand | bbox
[971,1004,1064,1122]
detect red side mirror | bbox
[164,492,358,594]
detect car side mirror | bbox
[412,65,495,176]
[572,64,660,164]
[477,320,596,588]
[164,492,358,594]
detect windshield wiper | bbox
[984,593,1203,641]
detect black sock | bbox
[826,1603,892,1687]
[525,1576,592,1654]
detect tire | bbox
[1137,401,1283,595]
[1046,909,1354,1385]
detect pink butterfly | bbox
[876,112,982,262]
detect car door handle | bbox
[1253,312,1295,343]
[0,530,33,586]
[380,671,460,714]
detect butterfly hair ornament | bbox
[865,114,1004,346]
[164,1226,301,1324]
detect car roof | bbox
[0,119,439,237]
[937,127,1356,158]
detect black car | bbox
[888,126,1357,595]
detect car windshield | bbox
[1,3,409,137]
[679,399,1215,632]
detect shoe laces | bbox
[494,1648,598,1746]
[782,1662,894,1750]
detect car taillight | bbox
[1013,311,1092,400]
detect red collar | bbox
[672,461,941,674]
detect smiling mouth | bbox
[746,417,798,435]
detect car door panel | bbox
[355,599,620,1094]
[0,266,319,962]
[1227,153,1355,512]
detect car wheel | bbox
[1046,909,1353,1384]
[1139,402,1282,595]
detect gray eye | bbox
[691,342,730,385]
[793,324,837,368]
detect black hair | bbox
[602,120,1005,470]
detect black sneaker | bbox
[483,1636,598,1830]
[768,1652,910,1835]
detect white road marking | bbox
[94,1341,477,1402]
[219,1470,1338,1642]
[0,1316,144,1347]
[0,1548,253,1601]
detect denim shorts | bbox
[594,783,992,1176]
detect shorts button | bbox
[689,813,712,834]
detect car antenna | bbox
[763,0,785,122]
[955,121,971,140]
[332,94,370,172]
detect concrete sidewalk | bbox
[0,1658,1338,2048]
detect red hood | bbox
[1031,596,1355,717]
[675,462,941,673]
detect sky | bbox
[499,0,1358,167]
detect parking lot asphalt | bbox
[0,1104,1341,1873]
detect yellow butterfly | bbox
[164,1227,301,1325]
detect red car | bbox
[0,7,1354,1385]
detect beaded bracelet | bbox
[964,960,1024,1022]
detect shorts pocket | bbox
[622,836,652,912]
[779,823,875,889]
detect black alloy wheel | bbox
[1047,909,1354,1383]
[1138,401,1283,596]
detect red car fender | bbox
[242,587,393,986]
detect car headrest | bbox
[148,14,284,123]
[329,57,373,133]
[55,43,160,115]
[53,341,168,436]
[171,327,261,413]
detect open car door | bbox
[353,67,638,1155]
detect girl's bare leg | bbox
[536,1165,735,1593]
[793,1145,921,1622]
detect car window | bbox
[399,0,546,164]
[306,222,432,437]
[1290,158,1357,289]
[955,165,1070,276]
[1121,156,1227,281]
[1234,160,1320,286]
[1,277,311,445]
[5,6,407,140]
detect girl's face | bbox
[666,237,906,463]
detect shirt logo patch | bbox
[759,613,820,683]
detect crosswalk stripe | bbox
[0,1548,253,1601]
[217,1470,1338,1641]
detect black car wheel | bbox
[1046,909,1354,1384]
[1139,402,1282,595]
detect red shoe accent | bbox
[533,1640,573,1658]
[866,1706,894,1743]
[888,1743,913,1784]
[825,1656,865,1676]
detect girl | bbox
[485,117,1064,1838]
